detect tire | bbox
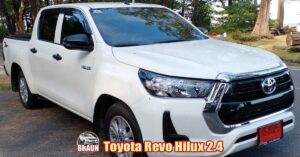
[18,72,37,109]
[104,102,146,157]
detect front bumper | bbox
[131,95,295,157]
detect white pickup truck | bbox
[2,3,295,157]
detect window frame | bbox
[59,8,93,44]
[38,8,61,43]
[38,7,93,46]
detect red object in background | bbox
[258,122,283,145]
[209,32,217,37]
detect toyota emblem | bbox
[261,77,276,95]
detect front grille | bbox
[218,70,294,125]
[222,71,293,102]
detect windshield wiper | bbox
[114,39,193,47]
[114,43,143,47]
[153,39,193,44]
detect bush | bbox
[269,19,278,29]
[231,31,260,42]
[192,1,213,30]
[212,2,258,33]
[0,25,9,42]
[231,31,274,42]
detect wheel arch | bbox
[92,94,137,133]
[11,62,22,92]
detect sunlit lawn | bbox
[221,35,300,66]
[0,71,10,91]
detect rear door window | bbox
[38,9,60,42]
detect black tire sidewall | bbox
[104,102,146,157]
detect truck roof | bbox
[45,2,164,9]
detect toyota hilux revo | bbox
[2,3,295,157]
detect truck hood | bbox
[112,39,283,80]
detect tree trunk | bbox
[228,0,232,6]
[180,0,186,16]
[191,0,198,25]
[252,0,271,36]
[277,0,284,28]
[53,0,61,5]
[254,0,258,6]
[0,0,15,34]
[219,0,225,8]
[30,0,40,24]
[45,0,49,5]
[162,0,168,7]
[13,0,25,34]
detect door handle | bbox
[52,54,62,61]
[81,65,91,70]
[4,42,8,47]
[30,48,37,54]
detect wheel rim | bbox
[19,78,29,103]
[109,116,134,157]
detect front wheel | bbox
[18,72,37,109]
[104,102,146,157]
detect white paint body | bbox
[2,3,295,156]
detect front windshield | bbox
[90,7,208,47]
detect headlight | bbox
[138,69,215,98]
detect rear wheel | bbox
[104,102,146,157]
[18,72,37,109]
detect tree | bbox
[13,0,25,34]
[162,0,168,7]
[277,0,284,28]
[228,0,233,6]
[223,2,257,32]
[180,0,186,16]
[190,0,212,29]
[219,0,225,8]
[252,0,271,36]
[191,0,198,24]
[30,0,40,23]
[0,0,15,34]
[253,0,258,6]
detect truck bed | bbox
[6,34,31,41]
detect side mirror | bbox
[62,34,94,51]
[198,27,208,35]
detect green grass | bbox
[219,34,300,66]
[0,72,10,91]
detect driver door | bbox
[51,8,95,117]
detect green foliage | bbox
[0,76,11,91]
[210,26,226,34]
[213,2,258,33]
[0,24,9,42]
[230,31,274,42]
[135,0,180,9]
[269,19,278,28]
[192,1,213,30]
[232,33,260,42]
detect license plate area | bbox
[258,121,283,145]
